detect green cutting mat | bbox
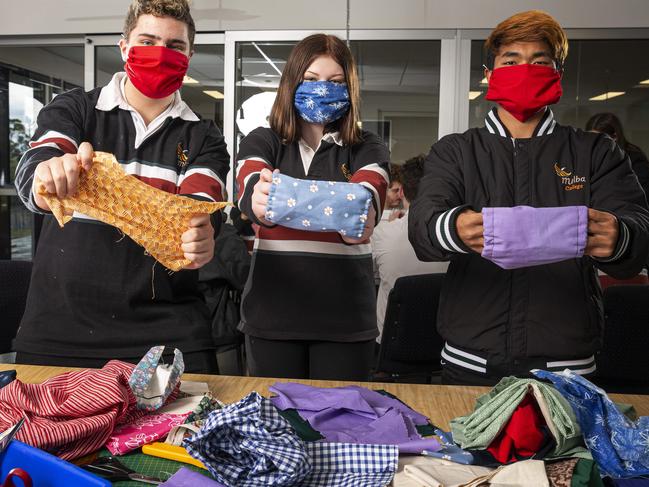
[97,448,214,486]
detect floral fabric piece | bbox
[129,345,184,411]
[106,411,189,455]
[265,173,372,238]
[532,369,649,478]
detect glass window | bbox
[233,38,442,198]
[469,39,649,156]
[0,45,84,259]
[95,44,225,129]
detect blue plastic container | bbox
[0,440,110,486]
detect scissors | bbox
[0,419,25,454]
[2,468,32,487]
[80,456,162,484]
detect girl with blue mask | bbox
[235,34,392,382]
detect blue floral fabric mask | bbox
[264,173,372,238]
[294,81,350,124]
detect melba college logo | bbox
[554,163,585,191]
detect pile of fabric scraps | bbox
[268,382,441,454]
[0,345,185,460]
[533,369,649,480]
[451,376,591,466]
[183,391,399,487]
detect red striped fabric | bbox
[0,361,177,461]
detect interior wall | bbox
[0,0,647,37]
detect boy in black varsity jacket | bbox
[13,0,230,373]
[409,10,649,385]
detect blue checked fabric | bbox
[302,442,398,487]
[183,392,312,486]
[183,391,399,487]
[264,173,373,238]
[532,369,649,478]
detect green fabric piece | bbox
[570,459,605,487]
[450,376,591,460]
[277,408,324,441]
[97,448,211,486]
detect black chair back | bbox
[374,273,445,383]
[596,284,649,393]
[0,260,32,353]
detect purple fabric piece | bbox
[268,382,441,454]
[481,205,588,269]
[160,467,226,487]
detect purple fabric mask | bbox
[481,205,588,270]
[269,382,441,454]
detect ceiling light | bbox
[639,79,649,85]
[183,75,199,84]
[203,90,224,99]
[589,91,625,101]
[469,91,482,100]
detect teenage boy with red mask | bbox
[409,10,649,385]
[13,0,229,373]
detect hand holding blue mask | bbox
[294,80,350,124]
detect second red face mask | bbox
[124,45,189,99]
[485,64,562,123]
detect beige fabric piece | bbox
[393,456,493,487]
[461,460,549,487]
[394,457,548,487]
[37,152,228,271]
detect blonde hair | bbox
[485,10,568,69]
[123,0,196,49]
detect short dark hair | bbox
[400,155,426,202]
[124,0,196,50]
[388,163,402,186]
[586,112,628,150]
[269,34,362,146]
[484,10,568,70]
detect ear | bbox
[188,48,194,60]
[484,65,492,83]
[118,37,129,63]
[398,186,405,201]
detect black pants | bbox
[245,335,375,381]
[15,350,219,374]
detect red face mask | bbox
[124,46,189,99]
[485,64,562,122]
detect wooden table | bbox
[3,364,649,429]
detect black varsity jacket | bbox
[409,107,649,377]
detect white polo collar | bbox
[95,72,199,122]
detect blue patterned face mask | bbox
[294,80,350,124]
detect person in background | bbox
[236,34,390,381]
[382,164,405,222]
[586,113,649,202]
[586,112,649,286]
[13,0,229,373]
[372,155,449,344]
[409,10,649,386]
